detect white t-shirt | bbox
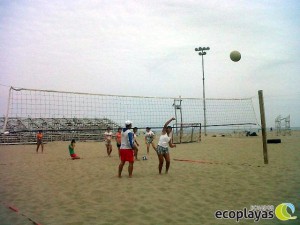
[145,130,154,139]
[104,131,113,141]
[158,133,171,148]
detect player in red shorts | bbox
[118,120,135,178]
[69,139,80,160]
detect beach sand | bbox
[0,132,299,225]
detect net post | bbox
[258,90,268,164]
[179,96,183,144]
[2,87,12,133]
[199,123,202,142]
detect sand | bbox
[0,132,299,225]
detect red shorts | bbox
[120,149,134,162]
[70,153,78,158]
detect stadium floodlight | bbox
[195,46,210,136]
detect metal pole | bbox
[195,47,209,137]
[179,96,183,143]
[201,54,207,136]
[2,87,12,133]
[173,99,178,135]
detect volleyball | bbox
[230,50,241,62]
[142,155,148,160]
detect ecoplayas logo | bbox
[275,203,297,221]
[215,203,297,222]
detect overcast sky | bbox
[0,0,299,127]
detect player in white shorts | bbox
[145,127,156,155]
[104,127,113,157]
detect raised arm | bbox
[162,117,176,133]
[163,117,175,128]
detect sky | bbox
[0,0,300,128]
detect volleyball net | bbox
[1,87,258,143]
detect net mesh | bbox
[5,87,257,128]
[1,87,258,143]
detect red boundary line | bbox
[173,158,221,164]
[173,159,260,167]
[1,202,42,225]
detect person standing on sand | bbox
[104,127,113,157]
[156,117,176,174]
[69,139,80,160]
[133,127,140,160]
[36,130,44,153]
[115,127,122,158]
[145,127,156,155]
[118,120,135,178]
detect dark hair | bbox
[146,127,151,130]
[71,139,76,143]
[133,127,138,130]
[118,127,122,130]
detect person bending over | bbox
[69,139,80,160]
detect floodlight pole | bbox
[195,47,210,136]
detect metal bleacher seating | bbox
[0,117,121,144]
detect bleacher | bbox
[0,117,120,144]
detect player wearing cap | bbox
[118,120,136,178]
